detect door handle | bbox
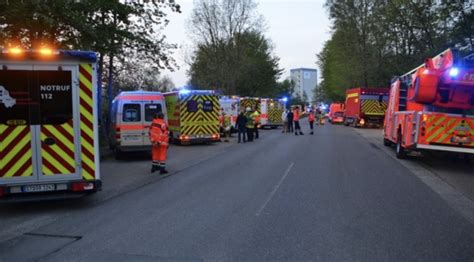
[44,137,56,146]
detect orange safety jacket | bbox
[308,112,315,122]
[150,118,170,146]
[293,110,300,121]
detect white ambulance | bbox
[109,91,167,158]
[0,48,101,201]
[219,95,240,132]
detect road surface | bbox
[1,122,474,261]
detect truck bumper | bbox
[0,180,102,202]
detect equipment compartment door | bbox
[0,64,37,182]
[33,65,81,181]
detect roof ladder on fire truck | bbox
[398,78,408,111]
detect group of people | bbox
[148,106,325,174]
[234,107,260,143]
[282,106,323,136]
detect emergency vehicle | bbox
[260,98,285,128]
[383,48,474,158]
[219,95,240,132]
[328,103,345,124]
[164,90,220,144]
[0,48,101,200]
[344,87,389,127]
[110,91,166,158]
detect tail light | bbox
[71,182,94,192]
[211,133,220,140]
[359,118,365,126]
[115,127,121,140]
[180,135,190,141]
[421,127,426,136]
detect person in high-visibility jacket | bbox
[252,108,260,139]
[293,107,304,136]
[245,107,255,142]
[308,109,315,135]
[149,112,169,174]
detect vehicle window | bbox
[0,70,72,125]
[123,104,141,122]
[203,100,213,112]
[187,100,198,112]
[145,103,162,122]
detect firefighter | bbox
[308,109,315,135]
[245,107,255,142]
[293,106,304,136]
[252,107,260,139]
[287,109,294,133]
[149,112,169,174]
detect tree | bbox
[318,0,473,102]
[187,0,283,96]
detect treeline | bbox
[318,0,473,102]
[0,0,181,92]
[187,0,288,98]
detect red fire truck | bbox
[344,87,389,127]
[383,48,474,158]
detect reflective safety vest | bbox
[150,118,169,146]
[252,111,260,124]
[293,110,300,121]
[245,112,255,128]
[308,112,315,122]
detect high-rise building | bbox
[290,68,318,103]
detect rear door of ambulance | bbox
[0,62,82,189]
[119,100,144,148]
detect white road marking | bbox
[256,162,295,216]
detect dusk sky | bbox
[162,0,331,87]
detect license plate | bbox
[124,135,141,141]
[22,184,56,193]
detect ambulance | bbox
[0,48,101,200]
[260,98,285,128]
[219,95,240,132]
[164,90,220,144]
[109,91,167,158]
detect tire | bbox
[383,138,392,147]
[396,133,407,159]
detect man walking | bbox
[149,112,169,175]
[287,109,294,133]
[293,106,304,136]
[236,109,247,143]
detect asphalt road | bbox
[1,123,474,261]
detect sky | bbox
[161,0,331,87]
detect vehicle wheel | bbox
[396,133,407,159]
[383,138,392,147]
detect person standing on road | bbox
[236,109,247,143]
[220,110,231,142]
[287,109,294,133]
[315,108,322,126]
[281,109,288,133]
[293,107,304,136]
[308,109,315,135]
[245,107,255,142]
[252,107,260,139]
[149,112,169,175]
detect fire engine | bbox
[0,48,101,200]
[383,48,474,158]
